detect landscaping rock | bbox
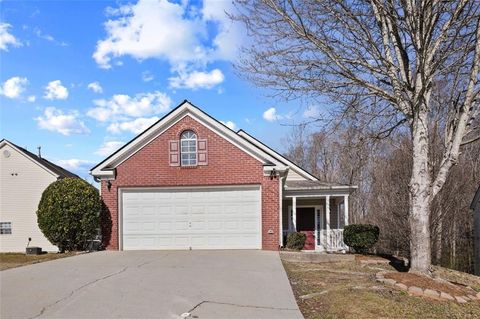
[383,279,396,285]
[455,296,467,304]
[395,283,408,291]
[467,294,478,301]
[440,292,455,301]
[299,291,328,300]
[408,286,423,296]
[423,289,440,299]
[376,272,385,279]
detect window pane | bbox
[0,222,12,234]
[180,130,197,166]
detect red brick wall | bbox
[100,115,279,251]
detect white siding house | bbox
[471,185,480,276]
[0,139,78,252]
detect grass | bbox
[0,252,76,271]
[282,259,480,319]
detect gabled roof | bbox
[237,129,318,181]
[91,100,288,177]
[471,185,480,210]
[0,139,78,179]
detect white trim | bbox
[279,176,284,246]
[344,195,349,227]
[284,192,351,198]
[292,197,297,231]
[325,195,330,251]
[118,186,123,251]
[238,130,318,181]
[314,205,324,251]
[0,140,60,178]
[91,102,287,177]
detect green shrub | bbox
[343,224,380,253]
[286,232,306,250]
[37,178,101,252]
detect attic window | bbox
[180,130,197,166]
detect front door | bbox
[296,207,315,250]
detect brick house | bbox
[91,100,356,251]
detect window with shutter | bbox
[197,139,208,165]
[169,140,180,166]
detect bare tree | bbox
[234,0,480,274]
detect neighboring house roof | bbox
[91,100,290,178]
[471,185,480,210]
[0,139,78,179]
[285,180,356,190]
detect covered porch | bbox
[282,180,356,252]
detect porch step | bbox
[280,251,355,263]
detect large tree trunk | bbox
[409,109,432,274]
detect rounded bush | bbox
[37,178,101,251]
[286,232,306,250]
[343,224,380,253]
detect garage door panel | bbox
[121,186,261,250]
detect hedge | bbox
[37,178,101,251]
[343,224,380,253]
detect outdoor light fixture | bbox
[270,168,277,180]
[107,180,112,190]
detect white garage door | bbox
[121,186,262,250]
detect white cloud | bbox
[220,120,237,131]
[0,23,22,51]
[55,159,95,171]
[93,0,206,69]
[87,91,171,122]
[44,80,69,100]
[93,0,240,89]
[142,71,154,82]
[87,81,103,93]
[0,76,28,99]
[202,0,242,61]
[303,105,320,118]
[263,107,282,122]
[36,107,90,135]
[169,68,224,90]
[27,95,36,102]
[95,140,125,156]
[107,117,159,134]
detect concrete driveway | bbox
[0,250,303,319]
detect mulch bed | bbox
[384,272,474,297]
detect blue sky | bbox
[0,0,321,182]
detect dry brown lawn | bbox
[282,258,480,319]
[0,252,75,271]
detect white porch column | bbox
[292,196,297,231]
[344,195,349,227]
[325,195,330,250]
